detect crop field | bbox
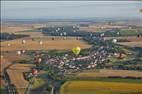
[1,24,46,33]
[1,38,91,52]
[7,64,35,94]
[105,36,142,41]
[79,24,126,32]
[1,25,33,33]
[119,29,142,36]
[76,69,142,78]
[105,36,142,47]
[61,81,142,94]
[15,31,44,37]
[118,41,142,47]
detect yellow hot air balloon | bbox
[72,46,81,56]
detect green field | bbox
[32,78,46,89]
[61,80,142,94]
[119,29,142,36]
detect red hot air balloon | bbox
[117,53,125,59]
[32,69,38,76]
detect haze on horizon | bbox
[1,1,142,20]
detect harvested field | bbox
[0,58,11,76]
[79,24,126,32]
[105,37,142,42]
[1,38,91,52]
[105,37,142,47]
[7,64,35,94]
[0,53,30,90]
[118,41,142,47]
[15,31,44,37]
[0,78,5,89]
[77,69,142,78]
[61,81,142,94]
[1,24,46,33]
[1,25,33,33]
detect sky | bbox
[1,1,142,19]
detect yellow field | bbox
[61,81,142,94]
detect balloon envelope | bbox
[32,69,38,76]
[112,39,117,43]
[72,46,81,55]
[17,50,21,55]
[22,40,26,44]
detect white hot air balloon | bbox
[60,33,63,36]
[100,33,104,37]
[22,40,26,44]
[7,43,11,47]
[39,41,43,45]
[17,50,21,55]
[58,28,60,31]
[113,39,117,43]
[38,58,42,63]
[63,32,67,36]
[117,32,120,35]
[1,55,4,59]
[21,49,25,54]
[56,30,58,32]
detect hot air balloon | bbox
[1,55,4,59]
[117,53,125,59]
[17,50,21,55]
[36,57,42,64]
[117,32,120,35]
[32,69,38,76]
[58,28,60,30]
[39,41,43,45]
[112,39,117,43]
[63,32,67,36]
[22,40,26,44]
[100,33,104,37]
[7,43,11,47]
[72,46,81,56]
[73,30,76,32]
[21,49,25,54]
[60,33,63,36]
